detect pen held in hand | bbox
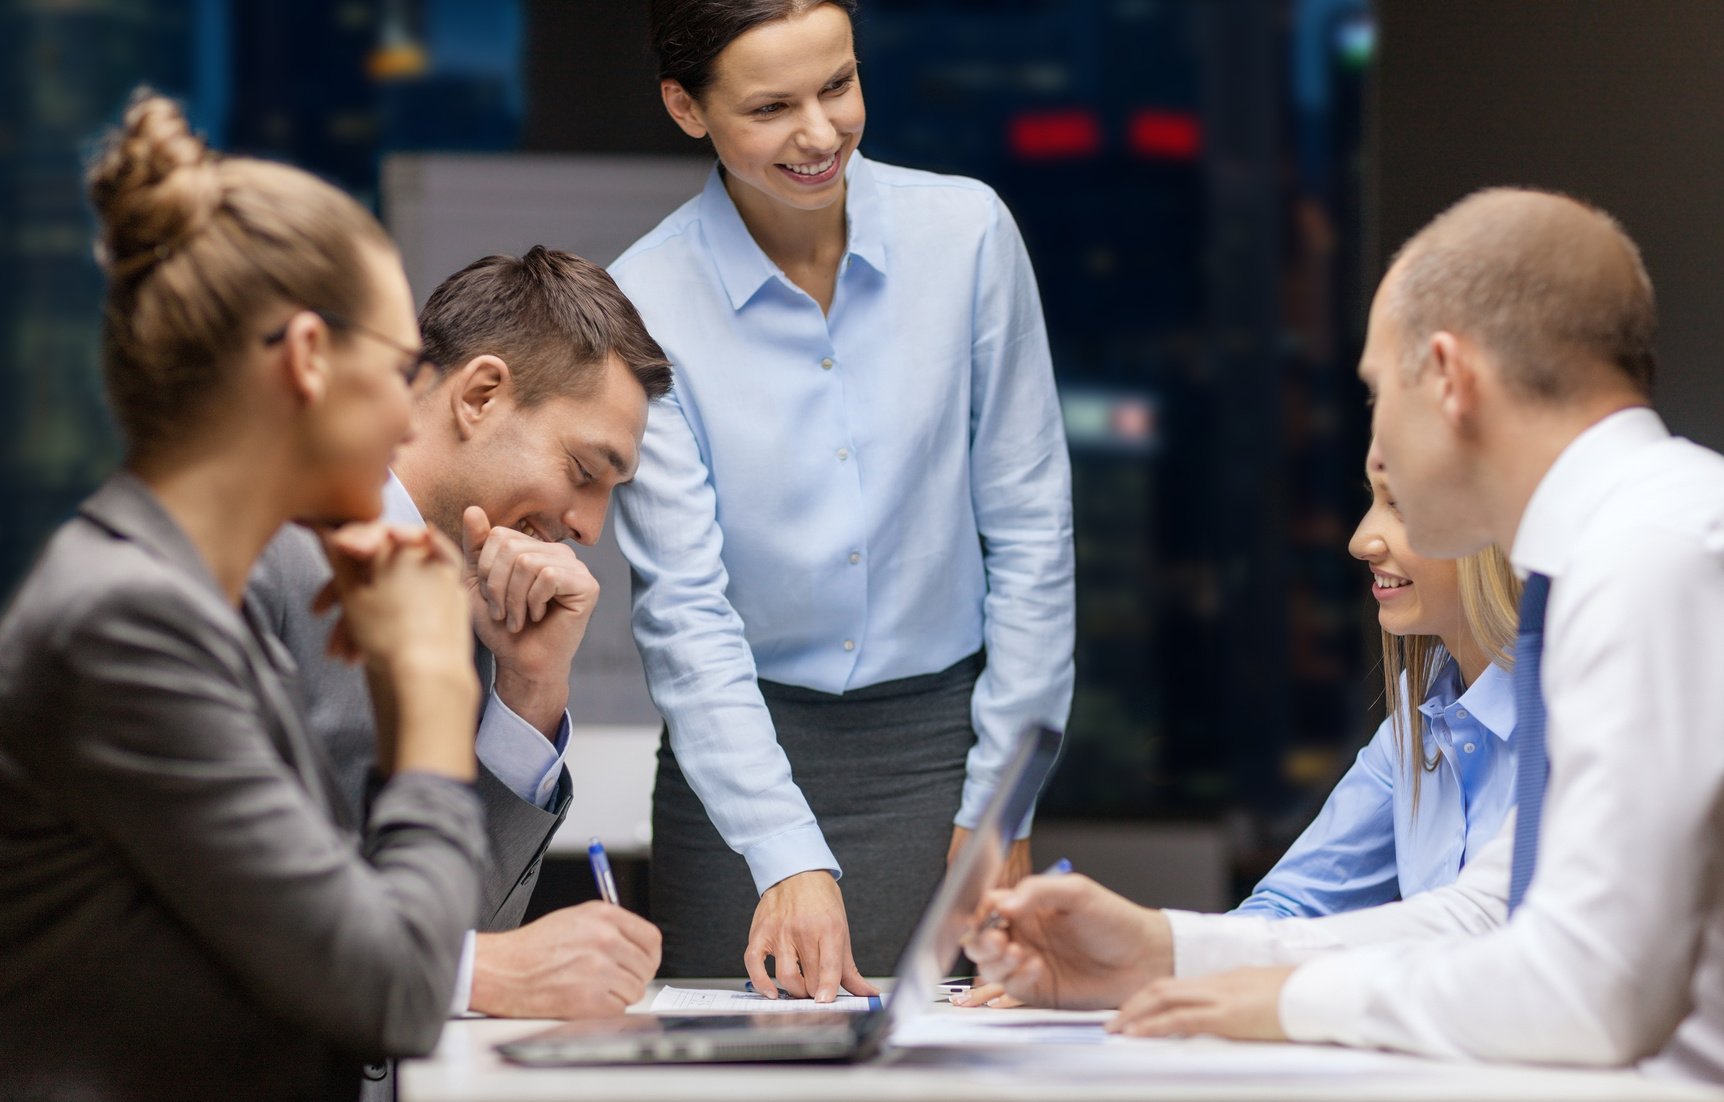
[974,857,1072,935]
[587,837,620,906]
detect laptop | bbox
[497,724,1063,1066]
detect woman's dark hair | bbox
[650,0,857,101]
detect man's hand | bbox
[964,873,1173,1010]
[744,870,879,1003]
[1105,966,1295,1041]
[468,902,662,1018]
[462,506,599,737]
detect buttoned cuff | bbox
[742,823,842,897]
[1165,909,1278,977]
[475,691,569,811]
[1278,951,1374,1046]
[957,776,1036,840]
[448,929,477,1016]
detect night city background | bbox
[1,0,1376,899]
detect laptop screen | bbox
[870,725,1063,1048]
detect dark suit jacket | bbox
[247,523,573,934]
[0,474,486,1102]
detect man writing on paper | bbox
[249,248,670,1079]
[971,189,1724,1083]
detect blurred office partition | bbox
[1375,0,1724,452]
[383,152,711,732]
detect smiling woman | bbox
[609,0,1076,995]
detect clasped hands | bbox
[960,872,1295,1041]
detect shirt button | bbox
[1463,742,1476,754]
[843,640,856,652]
[821,357,834,370]
[849,552,861,564]
[1455,708,1469,720]
[836,448,849,461]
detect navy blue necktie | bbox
[1507,572,1552,913]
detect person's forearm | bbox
[382,651,479,781]
[492,664,569,740]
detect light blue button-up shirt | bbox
[1234,655,1517,918]
[610,154,1075,894]
[382,473,570,809]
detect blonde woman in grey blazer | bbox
[0,93,484,1102]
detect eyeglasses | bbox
[262,308,440,389]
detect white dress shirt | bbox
[380,474,573,1015]
[610,154,1075,893]
[1277,408,1724,1081]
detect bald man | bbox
[966,189,1724,1082]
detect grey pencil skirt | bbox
[650,651,983,978]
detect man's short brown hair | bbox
[419,246,672,404]
[1386,187,1657,399]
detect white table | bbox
[401,983,1724,1102]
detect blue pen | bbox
[587,837,620,906]
[976,858,1071,934]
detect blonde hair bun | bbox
[87,89,221,277]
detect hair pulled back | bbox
[650,0,856,101]
[87,88,393,458]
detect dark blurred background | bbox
[5,0,1720,908]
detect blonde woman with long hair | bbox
[1230,440,1520,917]
[957,440,1520,1007]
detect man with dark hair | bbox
[248,247,672,1094]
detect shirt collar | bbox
[1511,406,1667,580]
[382,469,426,528]
[1417,654,1516,742]
[697,151,888,313]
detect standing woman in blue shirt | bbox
[610,0,1074,998]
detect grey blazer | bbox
[248,523,572,933]
[0,474,485,1102]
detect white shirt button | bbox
[843,639,856,652]
[1455,708,1469,720]
[1463,742,1477,754]
[837,448,850,461]
[821,358,834,370]
[849,552,861,564]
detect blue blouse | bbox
[1234,656,1517,917]
[609,154,1075,893]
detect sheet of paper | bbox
[889,1010,1113,1048]
[650,986,883,1014]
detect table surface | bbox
[401,981,1724,1102]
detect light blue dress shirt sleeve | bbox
[474,691,570,812]
[1233,657,1517,919]
[615,386,839,895]
[1233,713,1404,918]
[958,198,1076,835]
